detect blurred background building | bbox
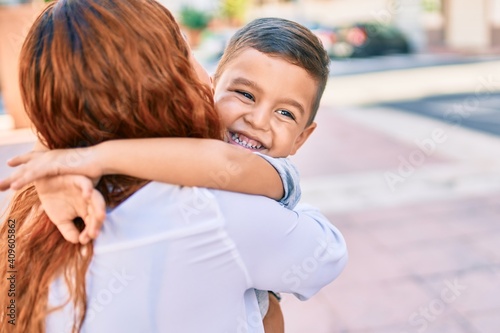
[1,1,499,332]
[159,0,500,54]
[2,0,499,129]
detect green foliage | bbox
[179,6,211,31]
[422,0,441,12]
[219,0,248,22]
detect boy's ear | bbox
[290,122,317,156]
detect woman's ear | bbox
[290,122,317,156]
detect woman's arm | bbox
[214,190,348,298]
[2,138,284,200]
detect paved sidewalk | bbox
[0,75,499,332]
[282,105,500,333]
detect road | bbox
[380,92,500,137]
[278,56,500,332]
[330,53,500,77]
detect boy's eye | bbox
[277,109,295,120]
[236,90,254,101]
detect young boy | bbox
[1,17,332,332]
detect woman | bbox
[0,0,347,332]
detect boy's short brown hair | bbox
[214,17,330,125]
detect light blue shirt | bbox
[254,153,301,209]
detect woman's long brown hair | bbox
[0,0,222,332]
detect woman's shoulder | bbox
[95,183,226,253]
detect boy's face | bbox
[213,48,317,158]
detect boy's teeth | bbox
[231,133,263,149]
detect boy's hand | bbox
[0,147,101,191]
[35,175,106,244]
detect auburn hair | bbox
[0,0,222,332]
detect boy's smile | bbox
[227,131,266,151]
[214,48,318,158]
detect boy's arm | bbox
[2,138,284,200]
[30,138,105,244]
[97,139,283,199]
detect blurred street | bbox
[282,59,500,332]
[330,54,500,77]
[1,56,500,332]
[0,0,499,331]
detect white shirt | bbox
[46,182,347,333]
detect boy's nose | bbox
[244,106,271,132]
